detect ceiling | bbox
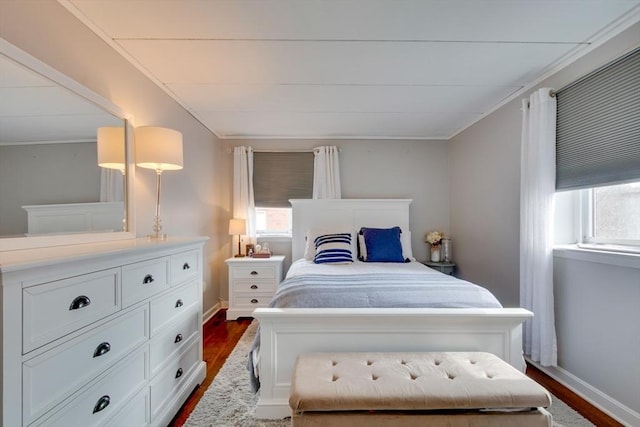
[62,0,640,140]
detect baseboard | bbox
[527,359,639,426]
[203,302,221,324]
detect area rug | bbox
[185,321,593,427]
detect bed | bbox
[252,199,532,419]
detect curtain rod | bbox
[226,147,340,154]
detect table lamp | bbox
[135,126,183,240]
[229,218,246,257]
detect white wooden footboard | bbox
[252,307,533,419]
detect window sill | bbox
[553,245,640,269]
[256,235,292,243]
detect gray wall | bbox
[449,23,640,424]
[0,142,100,235]
[0,0,226,316]
[222,138,450,300]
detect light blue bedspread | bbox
[269,272,502,309]
[248,268,503,391]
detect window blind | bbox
[556,47,640,191]
[253,152,313,207]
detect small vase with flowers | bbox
[425,231,444,262]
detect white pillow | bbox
[401,230,415,261]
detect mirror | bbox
[0,39,134,250]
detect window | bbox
[579,182,640,251]
[554,48,640,255]
[255,207,292,236]
[252,152,313,236]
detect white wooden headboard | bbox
[289,199,412,261]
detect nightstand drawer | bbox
[22,268,120,353]
[225,256,284,320]
[122,257,170,308]
[232,279,277,293]
[233,265,276,279]
[232,293,273,308]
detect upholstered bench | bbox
[289,352,552,427]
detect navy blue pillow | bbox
[359,226,405,263]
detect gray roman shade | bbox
[555,47,640,191]
[253,152,314,207]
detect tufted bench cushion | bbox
[290,352,552,427]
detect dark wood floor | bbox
[169,310,622,426]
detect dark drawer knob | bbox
[174,333,183,344]
[182,262,190,270]
[143,274,154,284]
[69,295,91,311]
[175,299,184,308]
[251,298,258,304]
[93,342,111,358]
[175,368,183,379]
[250,270,258,276]
[250,284,258,289]
[93,395,110,414]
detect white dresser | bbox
[225,256,284,320]
[0,237,207,427]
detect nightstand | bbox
[225,255,285,320]
[422,260,456,276]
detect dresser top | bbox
[0,236,207,273]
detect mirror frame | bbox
[0,38,136,251]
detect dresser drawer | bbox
[170,249,200,286]
[232,265,276,279]
[232,279,277,293]
[104,387,149,427]
[149,340,200,419]
[32,347,147,427]
[232,293,273,308]
[122,257,169,308]
[150,308,199,376]
[150,280,199,336]
[23,268,120,353]
[23,306,148,424]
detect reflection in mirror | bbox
[0,45,128,243]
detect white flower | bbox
[425,231,444,246]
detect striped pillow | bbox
[313,233,353,264]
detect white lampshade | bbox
[97,126,125,170]
[135,126,183,171]
[229,218,246,235]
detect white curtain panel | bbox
[312,146,342,199]
[99,169,124,202]
[520,88,558,367]
[233,146,256,240]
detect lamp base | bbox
[147,233,168,242]
[234,254,245,258]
